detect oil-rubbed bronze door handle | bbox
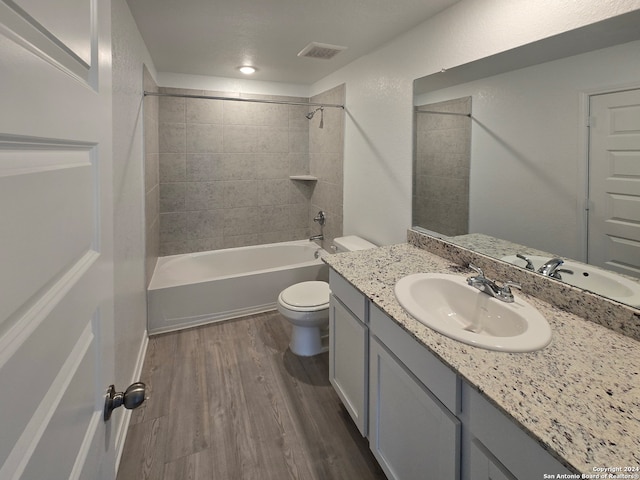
[103,382,146,421]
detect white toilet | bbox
[277,235,376,356]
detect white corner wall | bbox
[310,0,640,246]
[157,71,310,98]
[111,0,157,460]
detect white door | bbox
[588,89,640,278]
[0,1,115,479]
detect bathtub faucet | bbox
[309,234,324,241]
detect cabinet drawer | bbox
[329,269,367,322]
[370,303,460,414]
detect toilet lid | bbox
[281,281,330,309]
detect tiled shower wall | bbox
[156,86,345,256]
[143,67,159,284]
[413,97,471,237]
[309,84,345,250]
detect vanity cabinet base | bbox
[369,337,461,480]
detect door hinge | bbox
[586,115,596,128]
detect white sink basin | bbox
[394,273,552,352]
[501,255,640,307]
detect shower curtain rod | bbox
[144,91,344,109]
[415,109,471,117]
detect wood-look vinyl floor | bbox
[116,312,387,480]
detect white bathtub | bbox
[147,240,329,334]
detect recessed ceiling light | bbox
[238,66,256,75]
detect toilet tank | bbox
[333,235,376,253]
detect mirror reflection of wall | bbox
[413,38,640,263]
[413,97,471,237]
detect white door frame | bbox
[578,80,640,264]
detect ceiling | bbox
[126,0,461,85]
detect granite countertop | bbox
[323,243,640,474]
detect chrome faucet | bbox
[309,234,324,241]
[467,264,521,303]
[516,253,535,271]
[537,257,573,279]
[313,211,326,226]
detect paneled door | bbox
[588,89,640,278]
[0,1,115,479]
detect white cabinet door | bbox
[329,294,368,436]
[369,337,460,480]
[0,1,115,478]
[470,440,517,480]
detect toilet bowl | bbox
[278,281,330,356]
[277,235,376,356]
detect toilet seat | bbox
[279,281,329,312]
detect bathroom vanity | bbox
[325,242,640,480]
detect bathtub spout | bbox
[309,234,324,241]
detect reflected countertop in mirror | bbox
[445,232,640,308]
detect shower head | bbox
[306,107,324,128]
[306,107,323,119]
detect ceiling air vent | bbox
[297,42,347,60]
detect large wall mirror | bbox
[412,11,640,308]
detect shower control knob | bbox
[103,382,147,422]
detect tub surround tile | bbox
[288,128,309,154]
[219,153,255,181]
[186,98,223,124]
[144,70,160,287]
[222,234,259,249]
[322,242,640,474]
[185,210,223,239]
[257,179,290,206]
[258,205,290,233]
[159,96,185,124]
[159,123,186,154]
[223,181,259,208]
[184,182,224,211]
[186,124,224,154]
[160,154,186,183]
[187,236,224,253]
[159,183,186,213]
[185,154,221,182]
[258,231,298,245]
[159,213,187,243]
[223,101,289,126]
[254,154,289,179]
[223,207,259,237]
[287,153,310,176]
[157,86,344,255]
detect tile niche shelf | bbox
[289,175,318,181]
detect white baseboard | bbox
[114,329,149,475]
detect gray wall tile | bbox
[156,86,345,255]
[160,154,186,182]
[186,124,223,153]
[186,98,223,124]
[159,123,186,153]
